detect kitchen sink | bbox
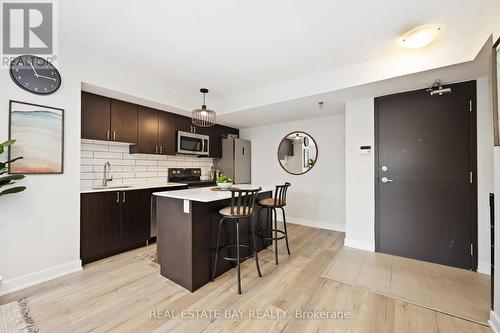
[92,185,131,190]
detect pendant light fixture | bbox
[192,88,216,127]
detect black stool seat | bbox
[256,182,291,265]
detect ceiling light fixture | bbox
[401,25,441,49]
[192,88,216,127]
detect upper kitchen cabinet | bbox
[135,106,159,155]
[175,114,194,133]
[208,125,239,158]
[158,111,176,155]
[81,92,111,141]
[110,99,138,143]
[132,107,176,155]
[81,92,138,143]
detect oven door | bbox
[177,131,209,155]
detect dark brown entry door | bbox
[375,81,477,270]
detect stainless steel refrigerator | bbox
[216,138,251,184]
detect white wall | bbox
[0,58,82,295]
[344,78,495,272]
[240,115,345,231]
[344,98,375,251]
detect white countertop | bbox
[153,185,274,202]
[81,182,187,194]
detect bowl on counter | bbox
[217,182,233,190]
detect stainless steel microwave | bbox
[177,131,209,156]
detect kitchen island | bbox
[153,185,274,292]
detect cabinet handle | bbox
[113,131,116,141]
[122,191,126,203]
[116,192,120,203]
[155,145,158,154]
[159,146,163,154]
[107,130,110,140]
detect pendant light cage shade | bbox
[192,88,216,127]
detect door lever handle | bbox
[381,177,394,183]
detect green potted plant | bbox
[216,174,233,190]
[0,140,26,197]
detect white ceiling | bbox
[61,0,499,126]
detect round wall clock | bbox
[9,55,61,95]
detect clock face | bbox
[9,55,61,95]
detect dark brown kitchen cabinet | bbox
[207,125,240,158]
[110,99,138,143]
[135,106,159,154]
[81,92,110,141]
[132,107,176,155]
[81,92,138,143]
[175,114,194,133]
[120,189,151,249]
[80,191,121,264]
[82,92,240,157]
[158,111,176,155]
[81,190,151,264]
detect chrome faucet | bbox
[103,161,113,186]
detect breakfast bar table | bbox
[153,185,273,292]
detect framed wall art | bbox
[8,100,64,174]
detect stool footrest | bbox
[256,229,287,241]
[219,244,254,262]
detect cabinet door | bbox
[111,99,138,143]
[175,114,193,133]
[158,111,176,155]
[120,189,151,248]
[81,92,111,141]
[136,106,159,154]
[80,191,121,263]
[206,125,223,158]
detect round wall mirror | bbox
[277,131,318,175]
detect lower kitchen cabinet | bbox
[81,191,122,264]
[119,189,151,249]
[81,189,151,264]
[80,187,186,264]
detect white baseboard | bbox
[490,311,500,333]
[344,238,375,252]
[478,261,491,275]
[0,260,82,296]
[283,216,345,233]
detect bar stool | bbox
[256,182,291,265]
[211,187,262,294]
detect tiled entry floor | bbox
[321,247,490,324]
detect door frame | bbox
[374,80,478,270]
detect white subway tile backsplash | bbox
[136,160,158,166]
[93,151,124,159]
[82,144,108,152]
[81,151,93,158]
[80,140,214,187]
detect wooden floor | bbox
[322,247,490,324]
[0,224,491,333]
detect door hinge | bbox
[470,243,474,256]
[469,171,473,184]
[469,100,472,112]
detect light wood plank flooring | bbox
[321,247,490,324]
[0,224,491,333]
